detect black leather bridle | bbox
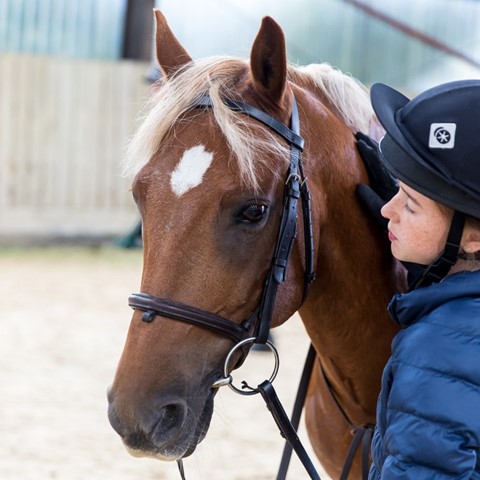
[128,94,315,346]
[127,94,321,479]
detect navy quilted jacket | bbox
[370,270,480,479]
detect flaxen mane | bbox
[124,57,374,189]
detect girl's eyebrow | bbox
[400,186,421,206]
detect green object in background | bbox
[115,221,142,249]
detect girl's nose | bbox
[380,201,391,220]
[381,195,397,222]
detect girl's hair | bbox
[436,202,480,234]
[466,215,480,232]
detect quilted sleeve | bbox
[380,317,480,479]
[381,408,477,479]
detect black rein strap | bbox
[258,379,321,480]
[276,343,317,480]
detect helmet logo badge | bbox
[429,123,456,149]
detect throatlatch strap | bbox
[299,160,316,289]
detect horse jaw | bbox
[154,9,192,78]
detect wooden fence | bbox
[0,53,150,244]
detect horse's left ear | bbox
[154,9,192,79]
[250,17,287,105]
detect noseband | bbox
[128,94,315,348]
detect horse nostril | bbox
[154,402,187,437]
[161,405,177,430]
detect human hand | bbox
[355,132,423,287]
[355,132,398,229]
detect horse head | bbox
[108,10,405,476]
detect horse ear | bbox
[250,17,287,105]
[154,9,192,79]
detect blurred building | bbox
[0,0,155,245]
[156,0,480,91]
[1,0,479,244]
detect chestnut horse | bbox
[108,10,406,479]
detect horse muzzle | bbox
[107,386,215,460]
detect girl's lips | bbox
[388,230,397,242]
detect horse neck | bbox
[298,153,406,421]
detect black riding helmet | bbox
[370,80,480,289]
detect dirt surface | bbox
[0,247,329,480]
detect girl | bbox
[358,80,480,479]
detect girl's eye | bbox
[405,203,415,214]
[238,204,268,223]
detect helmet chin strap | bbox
[408,210,465,291]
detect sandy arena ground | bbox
[0,247,329,480]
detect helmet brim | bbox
[380,135,480,219]
[371,82,480,220]
[370,83,423,163]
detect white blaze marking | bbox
[170,145,214,196]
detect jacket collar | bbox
[388,270,480,327]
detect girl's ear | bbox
[462,226,480,254]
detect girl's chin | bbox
[390,245,409,263]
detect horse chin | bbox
[125,446,179,462]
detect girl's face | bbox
[381,182,453,265]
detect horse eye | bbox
[239,204,268,223]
